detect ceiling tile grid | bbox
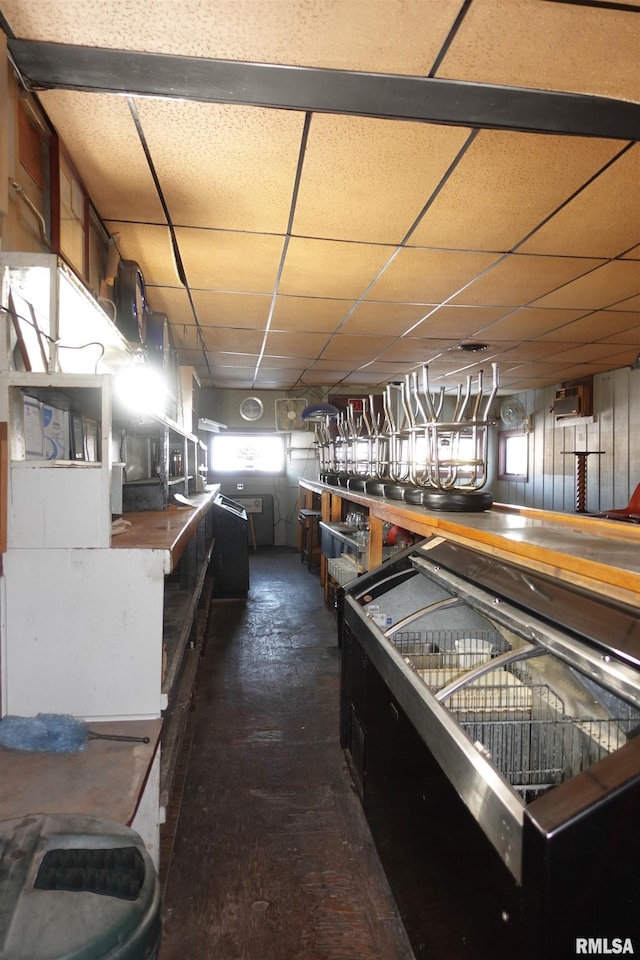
[2,0,639,392]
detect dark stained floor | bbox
[159,547,415,960]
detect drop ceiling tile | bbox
[308,359,364,373]
[594,348,639,368]
[340,372,390,385]
[39,91,165,223]
[135,99,304,233]
[366,249,502,303]
[501,361,576,380]
[491,341,575,362]
[320,334,396,363]
[169,324,201,351]
[209,352,260,368]
[302,370,351,386]
[538,311,640,343]
[142,285,193,324]
[105,223,178,287]
[436,0,640,102]
[500,376,558,390]
[293,115,470,244]
[530,343,622,365]
[533,260,640,310]
[609,295,640,312]
[410,131,623,252]
[2,0,464,75]
[595,314,640,345]
[271,296,351,333]
[377,339,451,363]
[191,291,271,330]
[174,228,284,292]
[278,238,393,299]
[451,255,606,307]
[256,356,308,369]
[354,360,417,375]
[411,305,509,339]
[340,302,438,337]
[474,307,591,341]
[200,328,265,353]
[263,331,330,358]
[176,349,205,367]
[211,373,255,387]
[518,147,640,259]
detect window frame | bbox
[497,429,529,483]
[209,431,287,478]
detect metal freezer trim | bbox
[410,555,640,710]
[345,595,524,883]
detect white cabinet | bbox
[4,372,113,548]
[2,546,164,719]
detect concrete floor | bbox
[159,547,414,960]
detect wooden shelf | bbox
[0,719,162,826]
[162,538,215,699]
[160,569,214,810]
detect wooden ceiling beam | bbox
[10,39,640,141]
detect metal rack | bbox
[390,627,637,801]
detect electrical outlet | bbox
[237,482,244,490]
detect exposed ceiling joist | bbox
[9,39,640,141]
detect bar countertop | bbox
[111,485,219,573]
[300,479,640,606]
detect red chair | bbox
[600,483,640,523]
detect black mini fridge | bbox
[210,493,250,598]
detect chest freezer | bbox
[339,536,640,960]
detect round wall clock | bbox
[115,259,147,344]
[239,396,264,422]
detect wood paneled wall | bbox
[494,366,640,514]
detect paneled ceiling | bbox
[2,0,640,393]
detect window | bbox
[498,430,528,482]
[211,433,285,476]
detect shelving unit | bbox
[0,255,219,868]
[111,491,218,811]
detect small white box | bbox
[23,395,44,459]
[42,404,69,460]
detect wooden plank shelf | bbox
[160,572,214,810]
[162,537,215,700]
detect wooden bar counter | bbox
[112,485,219,572]
[301,479,640,607]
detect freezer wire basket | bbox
[390,629,640,802]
